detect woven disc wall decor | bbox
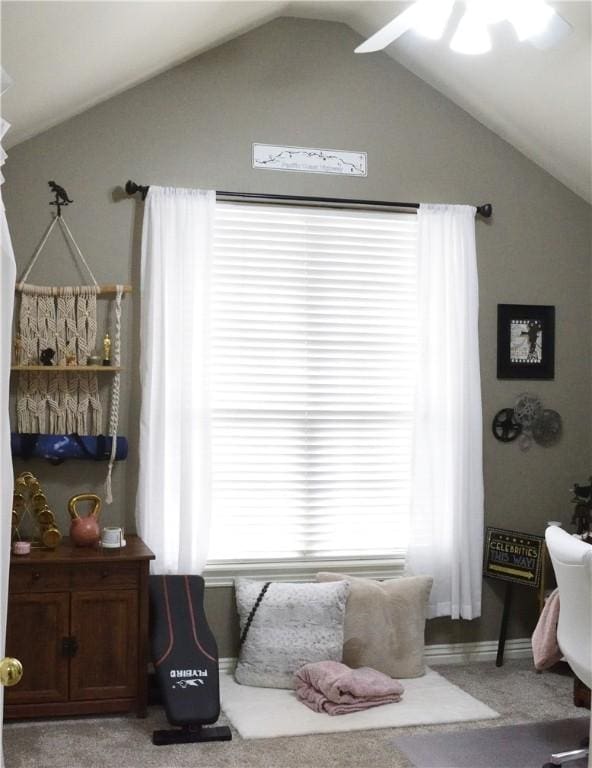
[532,409,562,447]
[514,392,543,430]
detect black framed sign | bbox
[497,304,555,379]
[483,527,544,588]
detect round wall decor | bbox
[513,392,543,430]
[532,409,562,447]
[492,408,522,442]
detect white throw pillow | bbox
[234,578,350,689]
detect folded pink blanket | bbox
[294,661,404,716]
[532,588,562,670]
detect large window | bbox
[207,202,418,567]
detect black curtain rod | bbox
[124,180,493,218]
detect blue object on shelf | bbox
[11,433,128,463]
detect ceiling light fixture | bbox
[1,66,13,96]
[450,9,492,55]
[354,0,571,55]
[467,0,512,25]
[412,0,455,40]
[506,0,555,41]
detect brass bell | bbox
[37,507,55,525]
[32,492,47,511]
[41,526,62,549]
[12,493,25,510]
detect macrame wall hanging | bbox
[11,182,130,503]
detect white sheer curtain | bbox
[136,186,216,574]
[0,114,16,763]
[406,204,483,620]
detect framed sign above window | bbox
[497,304,555,380]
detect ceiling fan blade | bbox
[354,6,418,53]
[528,10,572,49]
[0,66,13,96]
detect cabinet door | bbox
[5,592,70,704]
[70,589,138,701]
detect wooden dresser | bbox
[4,535,154,719]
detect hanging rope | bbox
[104,285,123,504]
[58,217,99,287]
[18,213,99,288]
[18,217,60,285]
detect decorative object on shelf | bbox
[12,471,63,549]
[11,182,130,500]
[101,525,126,548]
[569,480,592,543]
[497,304,555,380]
[68,492,101,547]
[48,180,73,216]
[39,348,55,366]
[102,333,111,365]
[491,408,522,442]
[492,393,562,450]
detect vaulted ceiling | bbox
[1,1,590,202]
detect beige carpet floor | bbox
[4,659,588,768]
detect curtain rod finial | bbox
[477,203,493,218]
[125,180,149,200]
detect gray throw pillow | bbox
[316,572,433,679]
[234,578,350,689]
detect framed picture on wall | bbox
[497,304,555,380]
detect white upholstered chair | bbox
[544,525,592,768]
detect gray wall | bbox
[4,17,591,657]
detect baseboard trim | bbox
[219,637,532,673]
[423,637,532,665]
[220,657,237,673]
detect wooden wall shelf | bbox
[12,366,122,373]
[15,283,132,295]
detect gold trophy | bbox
[102,333,111,366]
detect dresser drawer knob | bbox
[32,572,41,581]
[61,636,78,657]
[101,569,109,579]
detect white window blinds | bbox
[207,202,418,564]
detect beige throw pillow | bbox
[316,572,433,679]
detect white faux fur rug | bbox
[220,667,499,739]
